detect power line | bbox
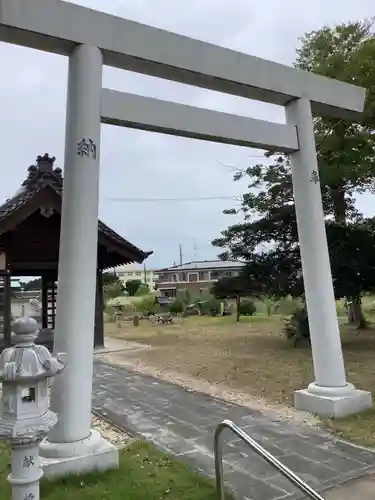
[217,154,276,174]
[217,161,246,173]
[105,195,241,203]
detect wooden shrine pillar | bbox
[41,272,57,330]
[94,268,104,348]
[0,250,11,347]
[41,275,48,329]
[0,272,12,346]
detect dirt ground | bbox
[99,315,375,441]
[101,316,315,421]
[103,315,375,407]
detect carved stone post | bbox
[0,317,66,500]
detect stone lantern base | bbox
[39,429,119,478]
[294,382,372,418]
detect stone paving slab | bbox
[92,361,375,500]
[325,473,375,499]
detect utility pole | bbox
[143,263,147,286]
[179,243,183,266]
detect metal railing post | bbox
[214,422,226,500]
[214,420,325,500]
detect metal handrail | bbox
[214,419,325,500]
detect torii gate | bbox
[0,0,371,476]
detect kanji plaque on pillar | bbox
[76,138,97,159]
[309,169,320,184]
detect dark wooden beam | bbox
[94,268,104,348]
[11,262,58,271]
[3,273,12,346]
[11,270,56,277]
[41,275,48,329]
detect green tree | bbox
[295,19,375,321]
[103,280,125,301]
[212,273,262,321]
[102,271,120,286]
[212,276,245,322]
[136,295,158,315]
[214,19,375,326]
[125,279,142,297]
[169,298,184,315]
[20,278,42,291]
[135,283,150,296]
[214,206,375,327]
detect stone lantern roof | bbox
[0,317,65,383]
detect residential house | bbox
[116,263,159,291]
[156,260,246,297]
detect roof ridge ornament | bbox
[36,153,56,173]
[22,153,63,188]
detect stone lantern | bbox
[0,317,66,500]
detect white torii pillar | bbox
[286,97,372,417]
[39,44,119,475]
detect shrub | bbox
[104,281,124,301]
[238,300,256,316]
[275,297,303,315]
[169,298,184,315]
[283,306,310,347]
[201,297,221,316]
[135,284,150,296]
[104,304,116,322]
[136,295,159,315]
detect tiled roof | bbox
[0,154,151,262]
[157,260,246,272]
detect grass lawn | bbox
[0,441,231,500]
[105,314,375,447]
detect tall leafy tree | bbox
[296,19,375,321]
[102,271,121,286]
[213,20,375,325]
[295,19,375,224]
[212,269,267,321]
[20,278,42,291]
[125,279,142,297]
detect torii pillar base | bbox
[295,383,372,418]
[39,429,119,478]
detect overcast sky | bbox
[1,0,374,269]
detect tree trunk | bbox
[347,299,357,324]
[236,294,240,322]
[346,298,355,323]
[331,186,346,225]
[353,296,367,329]
[331,186,366,325]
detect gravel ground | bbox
[91,412,133,448]
[96,350,320,428]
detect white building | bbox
[115,263,158,292]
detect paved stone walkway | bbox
[92,361,375,499]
